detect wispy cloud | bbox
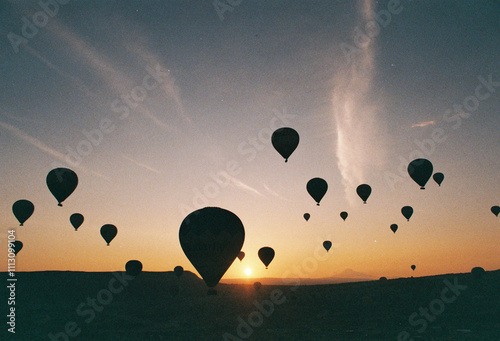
[263,183,289,201]
[0,120,109,180]
[412,120,436,128]
[120,153,161,173]
[332,0,386,206]
[229,176,263,197]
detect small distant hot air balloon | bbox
[390,224,398,234]
[70,213,84,231]
[491,206,500,217]
[100,224,117,246]
[303,213,310,221]
[340,211,348,221]
[433,172,444,186]
[401,206,413,221]
[323,241,332,252]
[408,159,433,189]
[271,127,299,162]
[258,247,275,269]
[307,178,328,206]
[253,281,262,291]
[46,168,78,206]
[13,241,23,256]
[411,265,416,271]
[174,266,184,277]
[356,184,372,204]
[125,260,142,276]
[12,200,34,226]
[179,207,245,295]
[237,251,245,261]
[471,267,485,279]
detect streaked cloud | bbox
[120,153,161,174]
[412,120,436,128]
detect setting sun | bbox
[244,268,252,276]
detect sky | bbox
[1,0,499,282]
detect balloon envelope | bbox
[179,207,245,289]
[411,265,416,271]
[125,260,142,276]
[46,168,78,206]
[408,159,433,189]
[100,224,117,246]
[174,266,184,277]
[491,206,500,217]
[303,213,310,221]
[356,184,372,204]
[70,213,84,231]
[237,251,245,261]
[323,241,332,252]
[258,247,275,269]
[271,127,299,162]
[401,206,414,221]
[307,178,328,206]
[12,200,34,226]
[433,172,444,186]
[390,224,398,233]
[340,211,348,221]
[13,241,23,255]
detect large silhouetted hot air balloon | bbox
[411,265,416,271]
[125,260,142,276]
[356,184,371,204]
[179,207,245,294]
[46,168,78,206]
[100,224,117,246]
[340,211,348,221]
[433,172,444,186]
[408,159,433,189]
[174,266,184,277]
[12,200,34,226]
[70,213,84,231]
[323,241,332,252]
[307,178,328,206]
[258,247,275,269]
[303,213,310,221]
[271,127,299,162]
[390,224,398,234]
[491,206,500,217]
[401,206,413,221]
[13,241,23,256]
[237,251,245,261]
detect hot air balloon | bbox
[408,159,433,189]
[411,265,416,271]
[237,251,245,261]
[100,224,117,246]
[271,127,299,162]
[12,200,34,226]
[491,206,500,217]
[174,266,184,277]
[323,241,332,252]
[125,260,142,276]
[356,184,371,204]
[70,213,84,231]
[179,207,245,294]
[390,224,398,233]
[253,281,262,291]
[258,247,275,269]
[401,206,413,221]
[433,172,444,186]
[307,178,328,206]
[340,211,348,221]
[46,168,78,206]
[13,241,23,256]
[303,213,310,221]
[471,267,485,280]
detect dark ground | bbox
[2,270,499,340]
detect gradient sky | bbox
[1,0,499,281]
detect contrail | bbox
[332,0,386,205]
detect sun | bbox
[244,268,252,276]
